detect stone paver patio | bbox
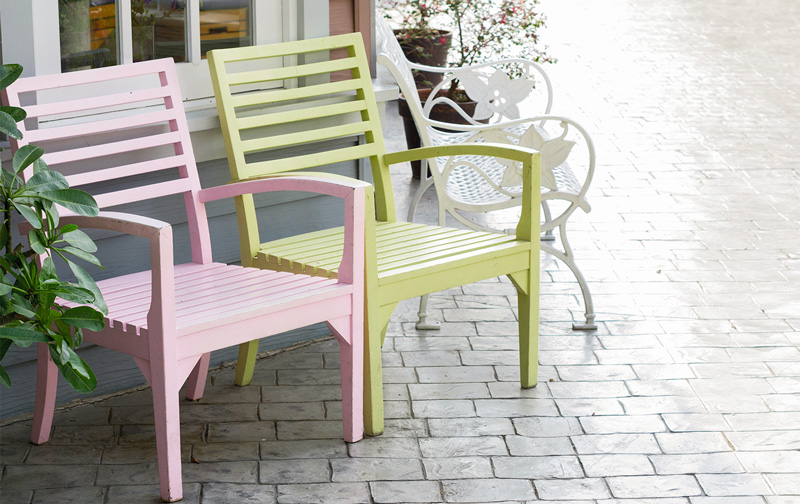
[2,0,800,502]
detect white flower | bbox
[458,69,534,120]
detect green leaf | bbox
[0,326,49,346]
[62,229,97,253]
[59,224,79,234]
[53,344,97,393]
[58,246,102,267]
[9,295,35,319]
[27,229,47,255]
[0,64,23,91]
[0,105,25,123]
[0,339,11,360]
[67,261,107,315]
[0,110,22,140]
[0,275,11,296]
[12,145,45,175]
[38,189,99,216]
[15,203,42,230]
[22,169,68,193]
[0,365,10,388]
[40,257,57,282]
[59,306,104,332]
[48,284,95,305]
[32,158,49,174]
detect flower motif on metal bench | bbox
[458,69,535,120]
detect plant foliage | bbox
[0,63,105,393]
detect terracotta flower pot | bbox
[394,29,452,88]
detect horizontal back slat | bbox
[231,79,361,108]
[210,34,357,63]
[23,86,171,119]
[226,57,358,86]
[41,131,182,167]
[247,143,380,176]
[240,121,371,154]
[65,155,189,188]
[92,179,191,208]
[25,109,178,144]
[236,99,367,131]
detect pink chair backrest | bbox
[3,59,212,263]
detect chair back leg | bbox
[184,352,211,400]
[31,343,59,445]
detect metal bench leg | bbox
[540,222,597,331]
[415,294,441,330]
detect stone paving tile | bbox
[259,459,330,484]
[427,417,514,437]
[370,480,443,503]
[512,416,583,437]
[422,457,494,479]
[442,478,535,502]
[580,415,667,434]
[492,455,583,479]
[505,435,575,456]
[655,432,733,454]
[650,453,744,475]
[607,475,703,498]
[696,473,773,497]
[580,454,654,477]
[201,483,276,504]
[572,433,661,455]
[535,478,611,500]
[275,482,370,504]
[330,457,424,482]
[30,486,106,504]
[106,484,202,503]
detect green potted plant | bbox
[0,64,106,393]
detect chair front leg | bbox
[149,347,184,502]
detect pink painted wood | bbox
[3,59,366,503]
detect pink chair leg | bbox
[184,352,210,401]
[150,361,183,502]
[31,343,58,445]
[330,316,364,443]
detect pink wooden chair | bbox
[3,59,366,502]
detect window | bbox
[59,0,254,73]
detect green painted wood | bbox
[209,33,542,437]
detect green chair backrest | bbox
[209,34,396,232]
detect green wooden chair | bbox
[209,33,541,436]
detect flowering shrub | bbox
[382,0,555,68]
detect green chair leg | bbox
[235,340,259,386]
